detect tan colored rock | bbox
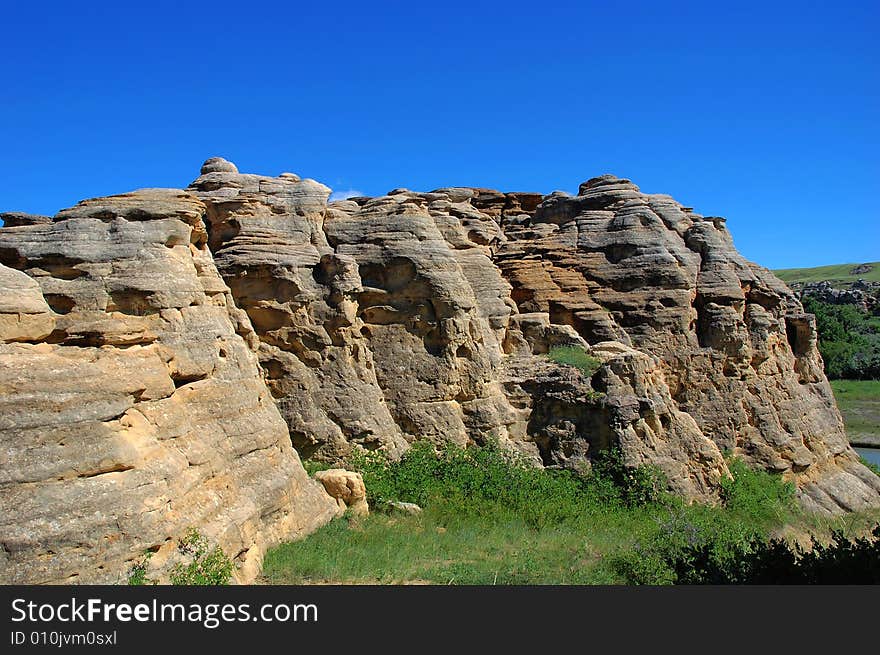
[0,264,56,341]
[314,469,369,516]
[188,163,409,461]
[4,159,875,524]
[187,160,879,512]
[0,189,337,584]
[390,501,423,515]
[495,174,880,512]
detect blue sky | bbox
[1,1,876,269]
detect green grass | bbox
[773,262,880,286]
[830,379,880,446]
[546,345,602,377]
[262,442,880,585]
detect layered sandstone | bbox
[493,175,879,512]
[188,160,877,512]
[1,157,876,592]
[0,189,337,584]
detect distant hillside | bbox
[774,262,880,286]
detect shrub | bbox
[348,440,592,529]
[802,296,880,380]
[169,528,234,585]
[345,440,672,533]
[611,458,820,584]
[671,525,880,584]
[590,448,668,507]
[546,346,602,377]
[129,529,233,585]
[720,457,796,525]
[127,552,156,586]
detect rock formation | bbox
[314,469,369,517]
[185,161,878,513]
[793,279,879,313]
[1,158,878,585]
[0,189,337,584]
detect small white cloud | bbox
[329,189,364,202]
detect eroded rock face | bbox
[0,189,337,584]
[187,161,878,513]
[494,175,880,512]
[187,166,520,459]
[2,158,876,557]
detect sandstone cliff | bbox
[185,160,879,513]
[0,189,337,584]
[1,160,878,586]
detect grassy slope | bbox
[262,445,880,585]
[831,379,880,447]
[773,262,880,285]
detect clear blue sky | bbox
[1,1,876,269]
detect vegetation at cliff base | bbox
[263,442,880,585]
[128,528,233,586]
[803,297,880,380]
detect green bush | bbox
[268,445,878,584]
[128,528,233,585]
[720,457,796,525]
[546,346,602,377]
[803,296,880,380]
[126,552,156,586]
[590,448,668,507]
[170,528,234,585]
[348,440,593,529]
[346,440,671,532]
[670,525,880,584]
[612,458,802,584]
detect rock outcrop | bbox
[494,175,879,512]
[0,189,337,584]
[793,279,879,313]
[187,161,877,513]
[1,157,877,588]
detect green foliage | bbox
[613,458,801,584]
[590,448,668,507]
[126,552,156,586]
[612,508,778,585]
[669,525,880,584]
[128,529,234,585]
[267,443,852,584]
[546,346,602,377]
[861,457,880,478]
[347,440,601,530]
[803,297,880,380]
[831,379,880,443]
[169,528,234,585]
[302,459,334,476]
[267,444,880,585]
[720,458,796,524]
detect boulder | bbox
[314,469,369,516]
